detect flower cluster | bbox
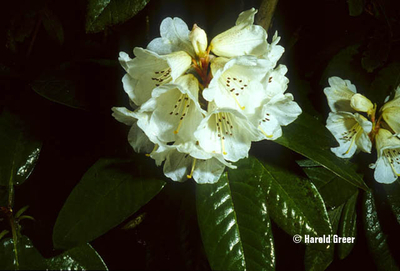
[112,8,302,184]
[324,77,400,183]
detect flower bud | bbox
[350,93,374,113]
[189,24,208,57]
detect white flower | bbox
[324,77,374,113]
[194,105,261,162]
[203,55,272,111]
[151,141,235,184]
[263,32,285,68]
[136,74,205,143]
[210,8,268,58]
[256,93,302,140]
[381,86,400,134]
[119,48,192,106]
[147,17,195,56]
[113,8,299,184]
[189,24,208,58]
[350,93,374,114]
[371,128,400,183]
[326,112,372,158]
[111,107,154,154]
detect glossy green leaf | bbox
[347,0,364,16]
[196,157,275,271]
[53,158,165,249]
[276,112,368,191]
[383,181,400,225]
[338,191,358,259]
[363,191,399,271]
[46,243,108,270]
[0,110,42,187]
[297,159,358,208]
[304,204,343,271]
[1,236,108,270]
[86,0,150,33]
[260,159,332,246]
[0,236,47,270]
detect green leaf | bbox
[53,158,165,249]
[347,0,364,16]
[276,112,368,191]
[0,236,108,270]
[46,243,108,270]
[297,159,358,208]
[31,60,119,110]
[369,62,400,105]
[15,205,29,219]
[0,236,47,270]
[196,157,275,271]
[338,191,358,259]
[383,181,400,225]
[0,230,9,241]
[0,110,42,187]
[86,0,150,33]
[304,204,344,271]
[363,191,399,271]
[41,7,64,45]
[260,159,332,246]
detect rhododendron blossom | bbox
[324,77,399,184]
[113,8,302,183]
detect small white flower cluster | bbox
[324,77,400,183]
[113,8,302,184]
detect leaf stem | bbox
[9,216,19,270]
[7,155,19,268]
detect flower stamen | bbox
[151,68,172,87]
[187,158,197,179]
[258,126,273,138]
[174,97,190,134]
[145,144,159,157]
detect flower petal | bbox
[111,107,136,126]
[210,9,268,58]
[265,93,302,126]
[118,48,191,106]
[147,17,195,56]
[193,158,226,184]
[128,123,154,154]
[194,107,260,162]
[324,76,357,112]
[205,56,272,111]
[326,112,371,158]
[374,156,398,184]
[350,93,374,113]
[139,74,203,143]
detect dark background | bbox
[1,0,400,269]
